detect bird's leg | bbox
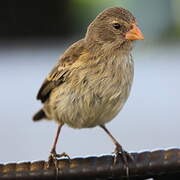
[47,123,70,169]
[100,125,133,176]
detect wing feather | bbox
[37,39,85,103]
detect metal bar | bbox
[0,148,180,179]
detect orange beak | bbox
[125,23,144,40]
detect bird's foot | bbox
[47,149,71,169]
[112,143,134,177]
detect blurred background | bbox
[0,0,180,163]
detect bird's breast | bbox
[50,53,134,128]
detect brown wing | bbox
[37,39,86,103]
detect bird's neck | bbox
[85,39,133,59]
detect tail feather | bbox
[33,109,46,121]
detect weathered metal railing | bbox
[0,148,180,179]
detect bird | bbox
[33,7,144,166]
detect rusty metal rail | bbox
[0,148,180,179]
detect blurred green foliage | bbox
[70,0,180,41]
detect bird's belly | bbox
[52,79,131,129]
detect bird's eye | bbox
[112,23,121,30]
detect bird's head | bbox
[85,7,144,51]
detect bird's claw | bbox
[47,150,71,169]
[54,152,71,160]
[112,144,134,177]
[112,144,133,164]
